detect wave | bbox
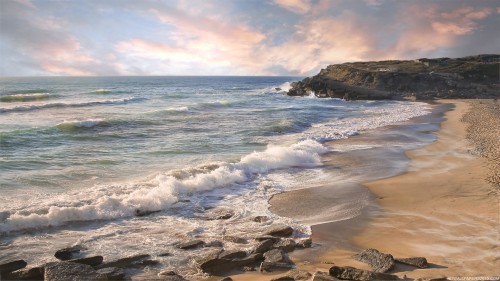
[0,139,327,233]
[56,119,105,130]
[90,89,112,94]
[165,106,189,112]
[0,93,54,102]
[0,97,145,114]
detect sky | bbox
[0,0,499,76]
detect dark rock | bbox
[253,239,274,254]
[158,252,172,257]
[177,239,205,250]
[219,278,234,281]
[135,209,160,216]
[271,277,295,281]
[69,256,103,266]
[205,240,224,248]
[158,270,177,276]
[44,262,100,281]
[96,254,150,269]
[195,208,235,220]
[253,216,270,223]
[0,260,27,274]
[273,238,297,252]
[243,266,255,271]
[96,267,126,280]
[353,248,395,273]
[157,270,188,280]
[312,271,340,281]
[2,266,44,280]
[296,238,312,248]
[133,259,159,267]
[54,245,86,261]
[285,269,312,280]
[218,250,247,260]
[329,266,398,281]
[395,257,429,268]
[199,253,263,275]
[255,236,282,242]
[224,236,248,244]
[264,224,294,237]
[259,249,293,272]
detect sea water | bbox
[0,76,430,275]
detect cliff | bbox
[287,54,499,100]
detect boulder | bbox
[205,240,224,248]
[329,266,398,281]
[264,224,294,237]
[312,271,340,281]
[296,238,312,248]
[259,249,293,272]
[199,253,263,275]
[177,239,205,250]
[285,269,312,280]
[69,256,103,266]
[95,267,126,280]
[219,278,234,281]
[195,208,235,220]
[156,270,187,281]
[54,245,86,261]
[224,236,248,244]
[2,266,44,280]
[44,262,101,281]
[353,248,395,273]
[0,260,27,274]
[395,257,429,268]
[218,250,247,260]
[96,254,150,269]
[273,238,297,252]
[255,236,282,242]
[253,239,274,254]
[271,277,294,281]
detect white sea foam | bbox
[57,119,104,128]
[165,106,189,112]
[0,97,144,113]
[0,139,328,233]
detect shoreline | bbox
[296,99,499,279]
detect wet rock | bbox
[271,277,295,281]
[69,256,103,266]
[195,208,235,220]
[96,254,150,269]
[157,270,186,281]
[224,236,248,244]
[219,278,234,281]
[199,253,263,275]
[395,257,429,268]
[285,269,312,280]
[135,209,160,217]
[296,238,312,248]
[273,238,297,252]
[133,259,159,267]
[158,252,172,257]
[264,224,294,237]
[96,267,126,280]
[255,235,282,242]
[177,239,205,250]
[329,266,398,281]
[218,250,247,260]
[253,216,270,223]
[0,260,27,274]
[54,245,86,261]
[259,249,293,272]
[353,248,395,273]
[44,262,100,281]
[243,266,255,271]
[205,240,224,248]
[253,239,274,254]
[312,271,340,281]
[2,266,44,280]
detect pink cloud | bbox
[273,0,312,14]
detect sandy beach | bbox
[226,99,499,280]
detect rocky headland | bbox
[287,54,499,100]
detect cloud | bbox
[273,0,312,14]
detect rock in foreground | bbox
[329,266,398,281]
[353,248,394,273]
[395,257,429,268]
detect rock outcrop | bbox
[287,54,499,100]
[329,266,398,281]
[353,248,395,273]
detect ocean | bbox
[0,76,432,275]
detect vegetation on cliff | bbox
[287,54,499,100]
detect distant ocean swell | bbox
[0,97,144,113]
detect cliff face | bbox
[287,54,499,100]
